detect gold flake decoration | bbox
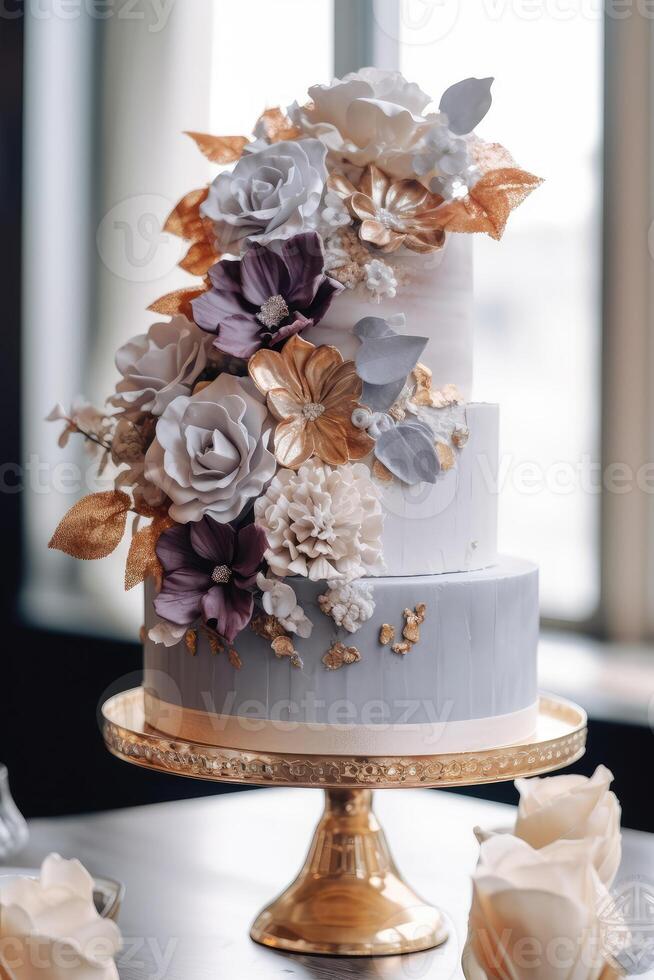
[200,626,225,657]
[250,612,287,642]
[452,426,470,448]
[411,364,463,410]
[389,603,427,656]
[379,624,395,646]
[323,642,361,670]
[436,442,456,471]
[271,635,304,670]
[185,629,198,657]
[228,647,243,670]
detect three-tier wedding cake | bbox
[49,68,542,757]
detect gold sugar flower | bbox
[248,335,374,468]
[328,164,446,254]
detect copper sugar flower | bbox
[248,335,375,469]
[329,164,446,254]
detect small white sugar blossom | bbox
[148,620,187,647]
[318,580,375,633]
[256,573,313,638]
[321,190,352,229]
[364,259,398,300]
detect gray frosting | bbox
[144,557,538,728]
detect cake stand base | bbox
[101,689,587,958]
[250,787,447,956]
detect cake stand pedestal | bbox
[101,689,586,957]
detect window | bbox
[399,8,603,622]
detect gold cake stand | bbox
[101,688,586,958]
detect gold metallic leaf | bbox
[185,629,198,656]
[179,240,221,277]
[49,490,131,560]
[164,188,209,241]
[255,107,302,143]
[372,458,394,483]
[185,131,249,163]
[435,168,543,241]
[228,647,243,670]
[148,286,206,319]
[124,515,174,591]
[392,640,412,656]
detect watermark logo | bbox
[599,877,654,975]
[373,0,461,45]
[96,193,182,283]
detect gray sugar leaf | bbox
[361,378,407,413]
[353,316,398,340]
[356,334,428,385]
[375,423,440,486]
[439,77,494,135]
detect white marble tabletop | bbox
[7,788,654,980]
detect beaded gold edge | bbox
[101,689,587,789]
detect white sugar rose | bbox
[200,139,327,252]
[290,68,480,194]
[111,316,210,417]
[0,853,121,980]
[463,835,619,980]
[318,580,375,633]
[254,459,384,582]
[514,765,622,889]
[256,572,313,638]
[144,373,276,524]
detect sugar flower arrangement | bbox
[48,68,540,665]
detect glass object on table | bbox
[0,764,28,862]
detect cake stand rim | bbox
[101,688,587,789]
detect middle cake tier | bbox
[375,401,498,576]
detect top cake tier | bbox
[306,234,474,398]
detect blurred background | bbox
[0,0,652,826]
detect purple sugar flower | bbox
[154,517,267,643]
[191,231,343,359]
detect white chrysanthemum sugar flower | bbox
[318,580,375,633]
[256,572,313,638]
[254,459,385,582]
[364,259,398,300]
[111,316,210,417]
[148,620,187,647]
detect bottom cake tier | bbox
[143,557,539,756]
